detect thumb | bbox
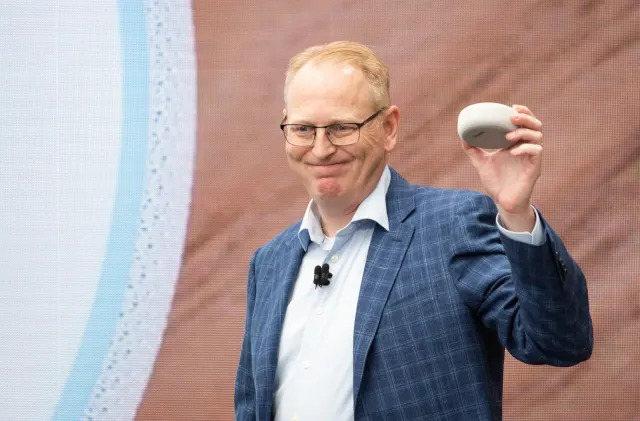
[461,140,485,168]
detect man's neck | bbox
[317,207,356,238]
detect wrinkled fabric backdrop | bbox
[138,1,640,420]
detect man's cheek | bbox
[285,144,302,159]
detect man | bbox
[235,41,592,421]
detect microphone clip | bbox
[313,263,333,288]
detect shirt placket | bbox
[294,229,352,406]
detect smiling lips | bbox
[307,161,348,176]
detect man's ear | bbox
[383,105,400,153]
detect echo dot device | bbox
[457,102,518,149]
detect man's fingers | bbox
[460,140,487,166]
[511,112,542,131]
[508,142,543,157]
[512,104,536,119]
[506,128,543,145]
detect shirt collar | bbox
[298,166,391,251]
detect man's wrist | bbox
[497,205,536,233]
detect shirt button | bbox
[330,254,338,263]
[315,306,324,315]
[302,360,310,369]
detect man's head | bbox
[284,41,391,110]
[282,41,399,214]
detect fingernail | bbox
[512,113,520,120]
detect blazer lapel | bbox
[256,232,305,421]
[352,168,416,406]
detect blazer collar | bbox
[352,167,416,405]
[385,167,416,228]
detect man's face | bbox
[284,62,396,210]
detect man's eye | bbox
[293,125,313,134]
[329,124,357,136]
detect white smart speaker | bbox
[457,102,518,149]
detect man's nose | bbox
[311,128,336,158]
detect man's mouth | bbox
[307,161,348,175]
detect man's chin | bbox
[314,178,343,198]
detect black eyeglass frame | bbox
[279,107,388,146]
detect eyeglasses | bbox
[280,108,387,146]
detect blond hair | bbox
[284,41,390,109]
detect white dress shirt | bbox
[273,166,543,421]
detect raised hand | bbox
[461,104,543,232]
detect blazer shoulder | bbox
[409,184,496,216]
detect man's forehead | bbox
[292,61,364,88]
[335,63,357,76]
[287,62,371,105]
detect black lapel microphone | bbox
[313,263,332,288]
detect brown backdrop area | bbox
[136,1,640,420]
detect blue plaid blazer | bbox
[235,168,593,421]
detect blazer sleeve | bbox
[234,251,258,421]
[448,193,593,366]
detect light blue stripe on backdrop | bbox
[52,1,149,419]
